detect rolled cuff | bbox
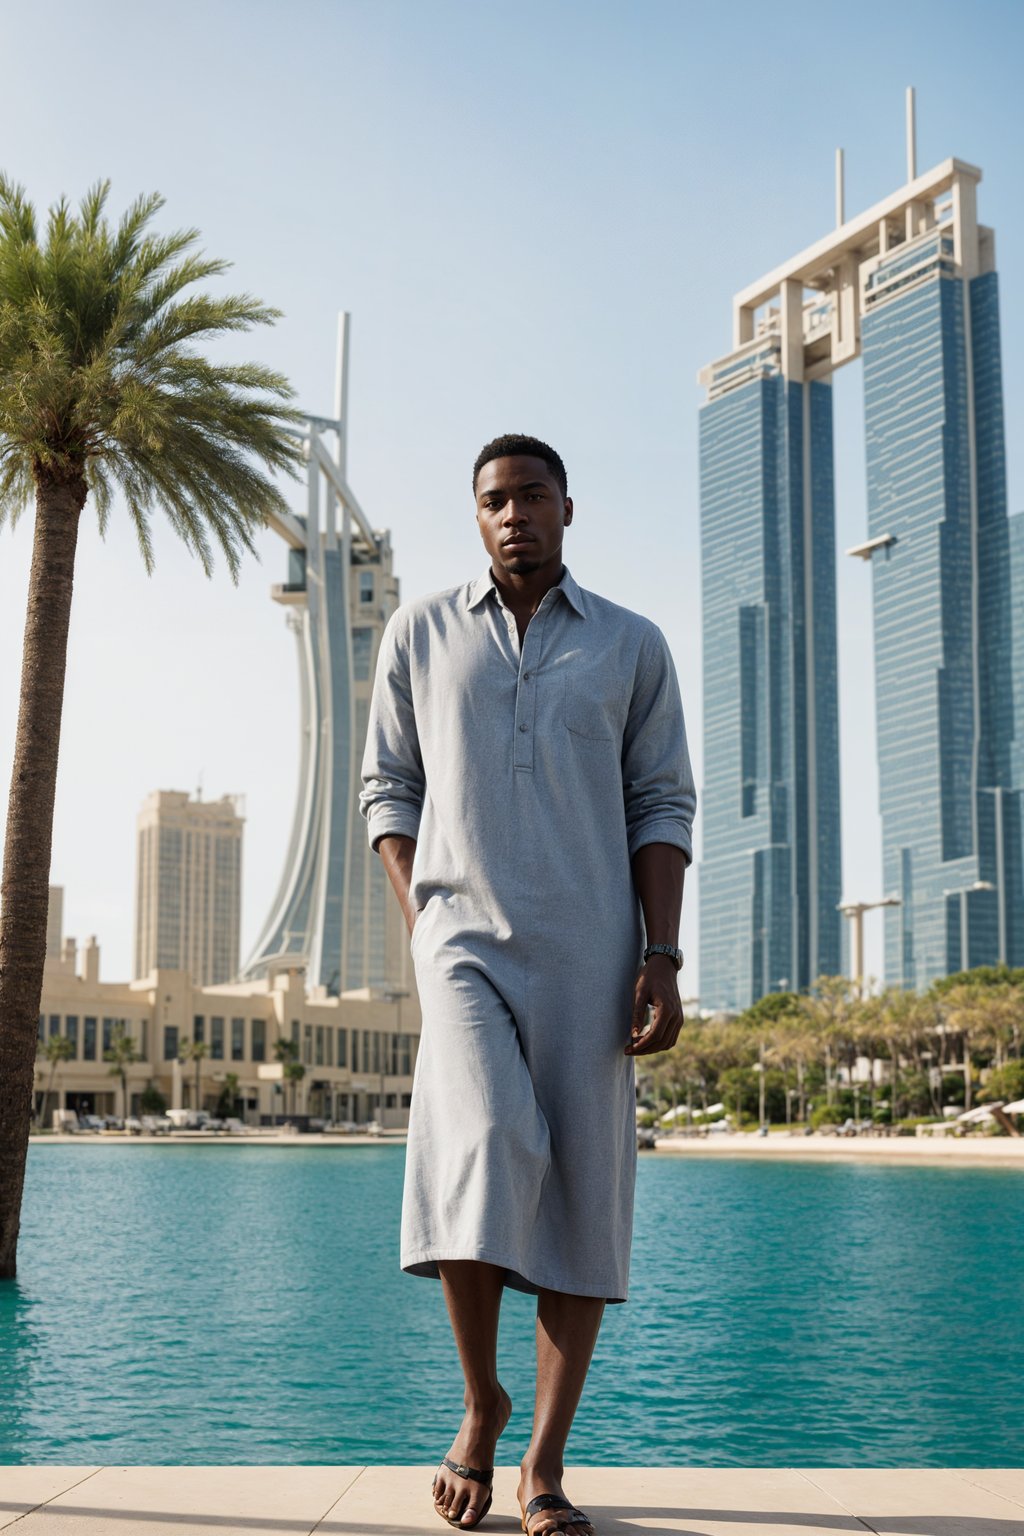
[367,803,422,853]
[627,820,693,865]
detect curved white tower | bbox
[239,316,404,995]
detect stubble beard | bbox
[501,552,542,576]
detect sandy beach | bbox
[651,1131,1024,1165]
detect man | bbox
[359,434,696,1535]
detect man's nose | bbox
[502,500,528,525]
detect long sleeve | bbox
[621,627,697,863]
[359,610,425,852]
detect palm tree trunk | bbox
[0,472,86,1278]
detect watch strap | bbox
[644,943,684,971]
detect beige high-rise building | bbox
[46,885,64,959]
[134,791,244,986]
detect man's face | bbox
[475,455,573,578]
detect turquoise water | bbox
[2,1145,1023,1466]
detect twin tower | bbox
[699,142,1023,1010]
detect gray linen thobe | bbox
[359,563,696,1302]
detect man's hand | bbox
[625,954,684,1056]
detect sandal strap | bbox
[525,1495,592,1527]
[440,1455,493,1486]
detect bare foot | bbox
[517,1460,595,1536]
[432,1384,512,1527]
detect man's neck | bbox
[489,552,565,620]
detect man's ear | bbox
[564,497,574,526]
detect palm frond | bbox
[0,173,304,577]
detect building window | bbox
[66,1016,79,1057]
[49,1014,61,1038]
[291,1019,299,1047]
[359,571,374,605]
[102,1019,115,1054]
[349,1030,357,1072]
[37,1015,45,1042]
[315,1026,324,1066]
[252,1019,266,1062]
[194,1015,205,1044]
[164,1025,179,1061]
[231,1018,245,1061]
[83,1018,97,1061]
[352,627,373,680]
[337,1028,347,1068]
[211,1017,224,1061]
[325,1028,333,1067]
[303,1023,312,1066]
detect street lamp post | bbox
[838,897,902,997]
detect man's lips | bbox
[503,536,535,549]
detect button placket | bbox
[513,614,544,771]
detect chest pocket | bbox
[563,671,624,743]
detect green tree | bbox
[103,1024,140,1119]
[37,1033,75,1129]
[979,1060,1024,1104]
[283,1059,306,1118]
[179,1038,210,1116]
[273,1036,300,1121]
[216,1071,240,1120]
[139,1085,167,1115]
[0,178,300,1276]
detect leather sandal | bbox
[432,1456,494,1529]
[521,1492,595,1534]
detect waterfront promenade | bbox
[26,1129,1024,1165]
[3,1466,1023,1534]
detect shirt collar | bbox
[466,563,586,619]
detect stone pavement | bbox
[2,1466,1023,1536]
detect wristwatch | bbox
[644,943,684,971]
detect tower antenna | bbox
[906,85,917,182]
[835,147,845,228]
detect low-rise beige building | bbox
[35,933,420,1129]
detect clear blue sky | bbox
[1,0,1022,991]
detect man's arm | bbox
[378,834,418,936]
[626,842,687,1056]
[620,629,697,1057]
[359,611,425,884]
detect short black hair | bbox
[472,433,568,497]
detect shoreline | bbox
[28,1130,1024,1165]
[649,1132,1024,1165]
[28,1131,407,1147]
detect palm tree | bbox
[273,1036,299,1122]
[103,1025,140,1120]
[179,1038,210,1116]
[37,1034,75,1129]
[219,1071,241,1120]
[0,178,301,1275]
[284,1060,306,1118]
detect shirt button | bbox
[518,723,529,733]
[522,671,531,681]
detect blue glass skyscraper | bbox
[861,197,1021,986]
[700,343,841,1011]
[699,151,1023,1008]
